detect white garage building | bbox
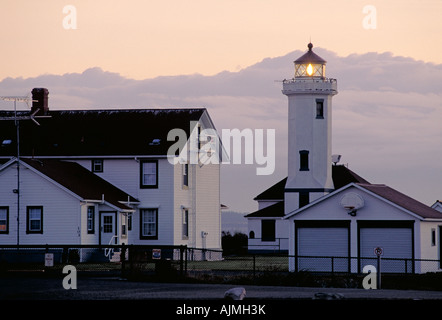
[285,182,442,273]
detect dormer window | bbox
[92,159,103,172]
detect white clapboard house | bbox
[0,88,222,260]
[246,43,442,273]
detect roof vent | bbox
[1,139,12,147]
[149,139,161,146]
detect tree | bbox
[222,231,248,256]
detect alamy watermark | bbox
[62,5,77,30]
[362,5,377,30]
[62,265,77,290]
[362,265,378,289]
[167,121,275,176]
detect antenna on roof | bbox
[332,154,341,165]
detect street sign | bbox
[374,247,383,257]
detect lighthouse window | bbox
[300,150,309,171]
[316,99,324,119]
[299,192,310,208]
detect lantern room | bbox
[294,43,326,79]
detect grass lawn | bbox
[186,255,289,272]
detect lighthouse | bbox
[282,43,338,215]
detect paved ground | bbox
[1,275,442,300]
[2,276,440,318]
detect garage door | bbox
[359,227,413,273]
[297,227,349,272]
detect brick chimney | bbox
[31,88,49,116]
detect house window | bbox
[121,215,127,237]
[182,209,189,239]
[431,228,436,246]
[140,160,158,188]
[87,206,95,234]
[0,207,8,234]
[140,209,158,240]
[300,150,309,171]
[128,213,132,231]
[316,99,324,119]
[27,206,43,234]
[261,220,275,242]
[299,192,310,208]
[92,159,104,172]
[183,164,189,187]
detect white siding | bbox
[0,163,80,245]
[195,162,221,250]
[74,159,139,198]
[173,163,192,247]
[419,221,442,272]
[132,158,175,245]
[74,158,176,245]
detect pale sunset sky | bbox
[0,0,441,80]
[1,0,441,213]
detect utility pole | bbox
[0,95,50,245]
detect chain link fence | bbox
[1,245,440,280]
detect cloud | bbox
[1,49,441,211]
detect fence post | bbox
[412,257,415,274]
[121,243,126,278]
[253,255,256,280]
[377,255,381,289]
[179,245,184,276]
[185,246,188,274]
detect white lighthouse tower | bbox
[282,43,338,215]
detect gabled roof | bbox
[253,165,368,201]
[253,177,286,201]
[245,202,284,218]
[0,109,207,157]
[359,184,442,219]
[284,182,442,221]
[18,158,139,211]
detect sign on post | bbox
[374,247,383,257]
[152,249,161,260]
[374,247,382,289]
[45,253,54,267]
